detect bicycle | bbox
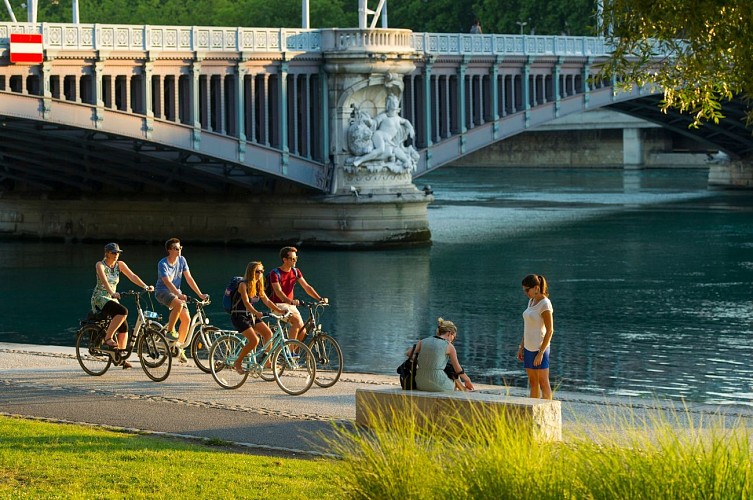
[208,311,316,395]
[165,295,222,373]
[75,290,172,382]
[290,300,343,388]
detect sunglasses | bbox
[255,269,265,274]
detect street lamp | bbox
[516,20,528,36]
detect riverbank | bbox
[2,342,753,457]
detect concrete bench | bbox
[355,387,562,442]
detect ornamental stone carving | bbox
[345,94,419,174]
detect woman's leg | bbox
[538,368,552,399]
[233,327,259,373]
[252,321,274,366]
[525,368,540,398]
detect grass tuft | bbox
[329,402,753,499]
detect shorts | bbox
[100,300,128,334]
[275,303,300,320]
[231,312,257,333]
[523,347,550,370]
[156,290,180,308]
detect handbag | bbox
[397,344,418,390]
[443,363,458,380]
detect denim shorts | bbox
[523,347,550,369]
[156,290,179,308]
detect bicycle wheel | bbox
[138,326,171,382]
[258,350,277,382]
[75,325,112,376]
[308,333,343,388]
[191,326,222,374]
[272,340,315,396]
[209,335,249,390]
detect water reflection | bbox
[1,167,753,405]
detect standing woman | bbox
[91,243,154,368]
[517,274,554,399]
[231,261,286,375]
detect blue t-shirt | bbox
[155,256,189,293]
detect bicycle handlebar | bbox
[185,295,211,306]
[297,299,330,308]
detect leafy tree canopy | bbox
[602,0,753,127]
[5,0,596,34]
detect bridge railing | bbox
[0,22,623,59]
[0,23,323,53]
[411,33,612,57]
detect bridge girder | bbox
[0,116,297,197]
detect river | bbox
[1,166,752,406]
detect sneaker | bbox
[166,330,179,340]
[122,361,133,370]
[177,349,188,363]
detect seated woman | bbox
[91,242,153,369]
[409,317,474,392]
[230,261,286,375]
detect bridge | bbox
[0,22,750,246]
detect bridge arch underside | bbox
[0,115,316,198]
[606,94,753,160]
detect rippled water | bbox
[1,167,752,405]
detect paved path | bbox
[2,343,752,457]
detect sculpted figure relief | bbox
[346,94,419,174]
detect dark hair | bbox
[165,237,180,252]
[522,274,549,296]
[280,246,298,260]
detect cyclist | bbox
[155,238,209,363]
[230,261,286,374]
[268,246,327,342]
[91,242,154,369]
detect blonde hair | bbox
[436,317,458,336]
[243,261,265,298]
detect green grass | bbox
[328,405,753,499]
[0,416,341,499]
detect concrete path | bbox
[2,343,752,457]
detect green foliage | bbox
[602,0,753,127]
[0,416,341,498]
[6,0,597,34]
[330,405,753,499]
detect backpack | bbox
[222,276,245,313]
[265,268,301,301]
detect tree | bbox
[601,0,753,127]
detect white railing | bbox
[0,22,617,58]
[0,23,322,53]
[412,33,613,57]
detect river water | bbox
[1,167,752,406]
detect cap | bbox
[104,242,123,253]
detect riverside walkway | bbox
[1,342,752,457]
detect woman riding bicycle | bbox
[91,242,154,368]
[230,261,286,375]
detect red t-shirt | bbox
[269,267,302,304]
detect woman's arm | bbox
[406,340,422,357]
[118,262,152,290]
[260,291,284,314]
[448,344,474,391]
[534,310,554,367]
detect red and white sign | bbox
[10,33,44,64]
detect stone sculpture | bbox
[346,94,419,174]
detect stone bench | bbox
[355,387,562,442]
